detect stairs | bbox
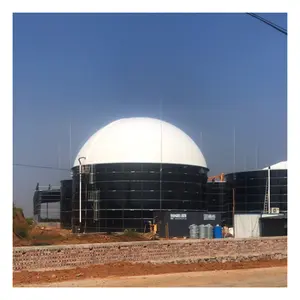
[263,178,269,214]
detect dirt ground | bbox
[21,266,287,287]
[13,209,159,247]
[13,258,287,286]
[13,226,157,247]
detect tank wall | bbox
[204,182,230,226]
[60,180,73,229]
[225,170,287,224]
[71,163,208,232]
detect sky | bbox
[13,13,287,217]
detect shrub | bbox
[123,228,139,237]
[13,206,23,217]
[14,226,29,239]
[26,217,34,226]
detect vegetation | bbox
[13,203,23,217]
[13,203,29,239]
[14,226,29,239]
[123,228,139,237]
[26,217,34,226]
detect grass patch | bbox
[14,226,29,239]
[13,206,23,218]
[31,234,64,241]
[123,228,140,237]
[26,217,34,226]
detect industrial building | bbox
[155,211,222,238]
[33,184,60,222]
[32,117,288,237]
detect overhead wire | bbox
[246,13,287,35]
[18,13,287,225]
[13,163,70,171]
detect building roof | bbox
[263,161,287,170]
[74,117,207,168]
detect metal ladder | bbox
[92,190,100,221]
[263,178,269,214]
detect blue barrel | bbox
[213,225,222,239]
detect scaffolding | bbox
[33,184,61,222]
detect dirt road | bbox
[18,267,287,287]
[13,259,286,286]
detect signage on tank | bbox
[170,213,187,220]
[203,214,216,221]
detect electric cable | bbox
[13,163,70,171]
[246,13,287,35]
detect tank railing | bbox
[37,185,60,191]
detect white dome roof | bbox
[263,161,287,170]
[74,117,207,168]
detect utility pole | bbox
[232,187,235,235]
[69,120,72,169]
[233,127,236,173]
[200,131,203,149]
[57,144,61,169]
[255,146,259,169]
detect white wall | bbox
[234,214,261,238]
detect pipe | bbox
[159,99,163,211]
[78,157,86,228]
[268,166,271,214]
[232,187,235,232]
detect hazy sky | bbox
[13,13,287,217]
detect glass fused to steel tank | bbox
[225,161,287,226]
[71,117,209,233]
[60,179,73,229]
[204,181,229,225]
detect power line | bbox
[13,163,70,171]
[247,13,287,34]
[246,13,287,35]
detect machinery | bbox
[207,173,225,183]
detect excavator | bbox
[207,173,225,183]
